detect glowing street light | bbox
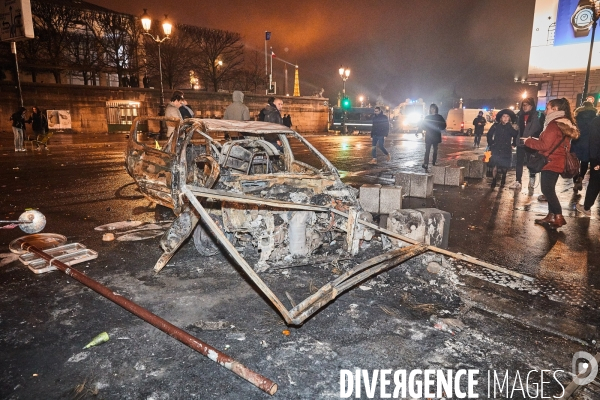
[141,9,173,135]
[339,66,350,135]
[359,95,364,107]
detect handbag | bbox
[526,135,566,174]
[562,151,580,179]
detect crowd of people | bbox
[10,91,599,227]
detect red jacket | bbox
[524,118,580,173]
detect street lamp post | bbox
[359,95,364,107]
[338,66,350,135]
[141,9,173,135]
[582,6,599,105]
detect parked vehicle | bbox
[329,106,376,134]
[446,108,498,136]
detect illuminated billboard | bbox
[529,0,600,73]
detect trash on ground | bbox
[94,220,143,231]
[116,229,164,241]
[83,332,109,349]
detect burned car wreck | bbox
[125,117,516,325]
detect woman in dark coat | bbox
[30,106,48,150]
[487,109,518,188]
[525,98,580,229]
[571,101,597,192]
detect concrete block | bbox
[380,185,402,214]
[469,160,485,178]
[394,172,411,195]
[359,184,381,214]
[457,159,470,173]
[379,214,388,229]
[387,209,426,247]
[444,167,465,186]
[431,165,446,185]
[415,208,451,249]
[410,173,433,198]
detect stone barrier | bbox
[386,208,451,249]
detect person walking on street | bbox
[571,101,597,193]
[165,90,184,138]
[368,106,390,164]
[421,103,446,169]
[472,111,486,148]
[10,107,28,152]
[487,109,518,188]
[224,90,250,121]
[510,97,542,190]
[30,106,48,150]
[258,97,275,121]
[263,98,284,124]
[525,98,580,230]
[576,111,600,217]
[179,99,194,119]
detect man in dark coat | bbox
[421,103,446,169]
[576,112,600,216]
[472,111,486,148]
[179,99,194,119]
[572,101,597,193]
[368,106,390,164]
[258,97,275,121]
[510,97,542,190]
[263,98,284,124]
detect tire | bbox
[466,128,473,136]
[192,216,221,257]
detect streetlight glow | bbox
[522,91,527,99]
[141,9,174,136]
[338,66,351,135]
[141,9,151,31]
[162,15,172,36]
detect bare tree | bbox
[233,49,266,93]
[65,21,103,85]
[28,1,82,83]
[188,27,244,92]
[143,23,197,90]
[86,11,139,86]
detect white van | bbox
[446,108,497,136]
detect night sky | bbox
[89,0,537,107]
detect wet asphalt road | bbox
[1,131,598,288]
[1,130,599,399]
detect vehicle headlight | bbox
[408,113,420,123]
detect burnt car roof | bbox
[184,118,295,135]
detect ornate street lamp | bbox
[141,9,173,134]
[339,66,350,135]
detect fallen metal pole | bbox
[16,240,278,396]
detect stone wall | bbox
[0,82,330,134]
